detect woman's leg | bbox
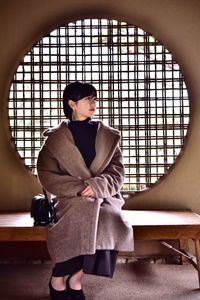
[66,269,85,299]
[50,260,85,299]
[68,269,84,290]
[49,276,68,300]
[51,269,84,290]
[51,276,65,291]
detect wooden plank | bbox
[122,210,200,226]
[1,210,200,242]
[0,226,47,241]
[0,212,34,227]
[133,225,200,240]
[0,212,46,241]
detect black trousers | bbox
[52,250,118,278]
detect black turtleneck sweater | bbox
[68,118,98,168]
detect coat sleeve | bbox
[85,146,125,198]
[37,144,85,197]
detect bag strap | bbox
[42,187,55,222]
[42,188,49,202]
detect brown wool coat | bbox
[37,120,134,263]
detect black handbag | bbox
[30,188,55,226]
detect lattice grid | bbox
[9,19,189,191]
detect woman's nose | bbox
[90,98,97,104]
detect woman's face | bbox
[70,95,97,120]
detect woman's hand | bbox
[80,185,96,198]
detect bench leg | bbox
[194,239,200,288]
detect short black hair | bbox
[63,81,97,119]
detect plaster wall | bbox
[0,0,200,212]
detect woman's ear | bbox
[68,99,76,110]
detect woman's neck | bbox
[71,116,91,122]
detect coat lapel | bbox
[45,121,92,180]
[45,121,120,179]
[90,122,120,175]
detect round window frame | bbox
[7,18,190,193]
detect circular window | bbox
[8,19,189,192]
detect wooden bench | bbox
[0,210,200,287]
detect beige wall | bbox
[0,0,200,212]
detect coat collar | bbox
[44,120,120,178]
[90,121,120,175]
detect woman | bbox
[37,81,134,300]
